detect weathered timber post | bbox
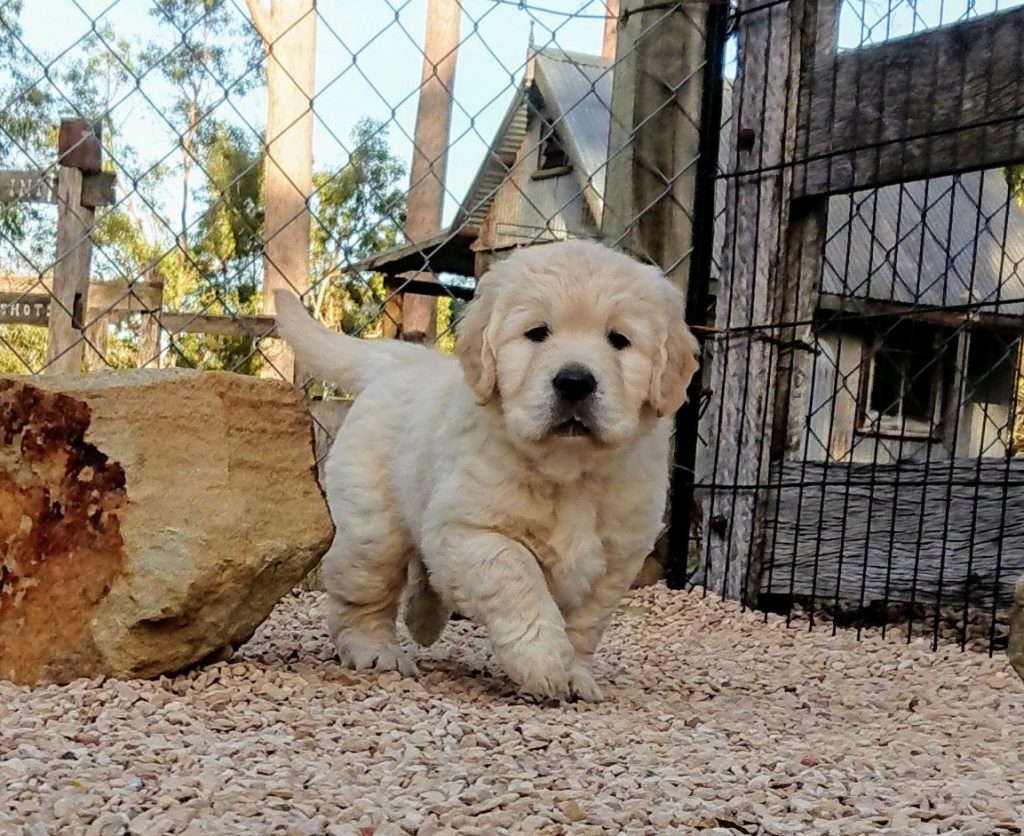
[46,119,104,375]
[701,0,838,603]
[393,0,461,343]
[246,0,317,383]
[602,0,718,586]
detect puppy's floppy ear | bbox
[456,280,499,405]
[650,279,701,417]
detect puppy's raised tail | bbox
[273,290,426,395]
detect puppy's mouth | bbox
[552,417,594,438]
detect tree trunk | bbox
[399,0,461,344]
[247,0,316,382]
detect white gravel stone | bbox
[0,585,1021,834]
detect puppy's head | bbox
[456,239,699,450]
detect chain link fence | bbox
[0,0,711,439]
[0,0,721,585]
[695,0,1024,655]
[3,0,1023,655]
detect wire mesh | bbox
[693,0,1024,655]
[2,0,1022,656]
[0,0,658,449]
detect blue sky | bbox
[15,0,1024,238]
[17,0,605,231]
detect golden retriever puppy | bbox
[274,239,699,701]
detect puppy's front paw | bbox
[496,633,574,700]
[568,665,603,702]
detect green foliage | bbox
[1007,167,1024,203]
[0,326,46,374]
[0,4,408,375]
[435,296,468,356]
[309,118,407,336]
[147,0,262,109]
[163,120,265,373]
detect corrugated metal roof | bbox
[451,48,612,236]
[370,52,1024,310]
[822,169,1024,315]
[714,82,1024,317]
[532,50,612,225]
[451,85,531,235]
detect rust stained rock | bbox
[0,381,127,683]
[0,370,334,685]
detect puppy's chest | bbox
[526,495,610,610]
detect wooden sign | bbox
[0,280,166,328]
[58,119,103,174]
[0,171,56,205]
[0,292,50,326]
[0,170,115,209]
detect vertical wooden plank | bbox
[399,0,461,343]
[137,268,163,369]
[139,313,162,369]
[602,0,714,588]
[45,167,94,375]
[948,331,971,456]
[602,0,619,61]
[249,0,316,384]
[602,0,707,291]
[773,0,840,461]
[702,0,807,602]
[773,201,827,460]
[58,119,103,173]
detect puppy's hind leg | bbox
[320,489,418,677]
[403,555,451,647]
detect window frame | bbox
[534,117,571,178]
[857,322,948,441]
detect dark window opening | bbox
[537,120,570,172]
[966,330,1018,404]
[862,321,946,436]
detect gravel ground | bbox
[1,586,1022,836]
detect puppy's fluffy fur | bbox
[275,240,699,701]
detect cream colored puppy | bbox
[275,239,699,701]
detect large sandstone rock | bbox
[0,370,334,685]
[1010,577,1024,683]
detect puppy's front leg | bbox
[563,555,645,702]
[424,527,574,700]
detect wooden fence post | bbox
[602,0,707,288]
[84,313,109,371]
[602,0,717,586]
[701,0,828,602]
[138,264,165,369]
[395,0,461,343]
[771,0,839,462]
[45,119,102,375]
[246,0,316,384]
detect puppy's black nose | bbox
[552,364,597,402]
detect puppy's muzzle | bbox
[551,364,598,438]
[552,364,597,403]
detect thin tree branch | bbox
[243,0,274,41]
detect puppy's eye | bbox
[525,325,550,343]
[607,330,631,350]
